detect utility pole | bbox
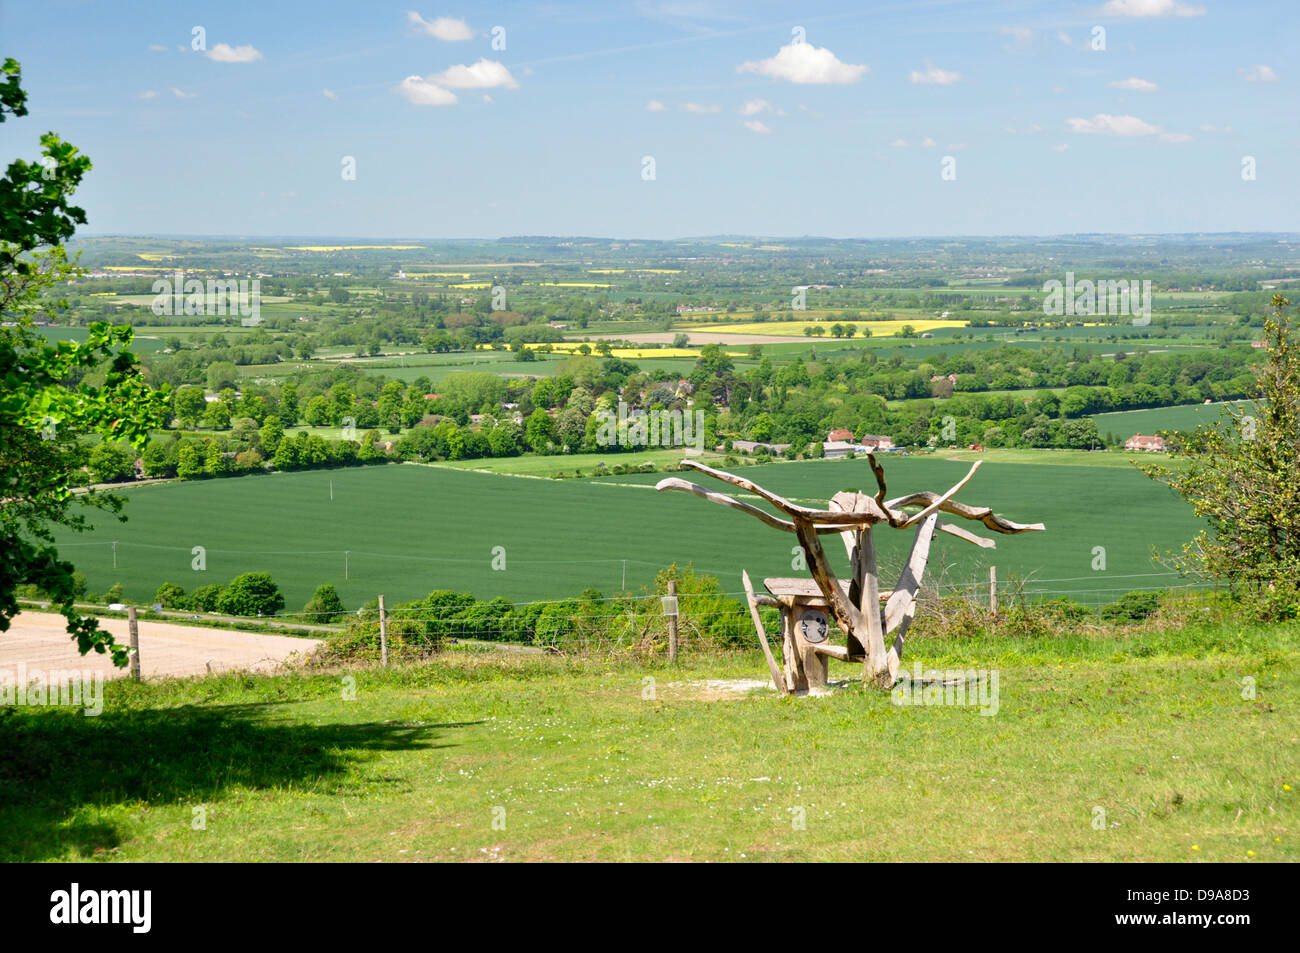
[112,541,118,570]
[345,551,350,580]
[378,594,389,667]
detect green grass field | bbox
[2,621,1294,861]
[55,455,1204,612]
[1092,401,1255,440]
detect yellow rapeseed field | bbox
[679,319,970,336]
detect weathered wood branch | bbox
[679,460,889,525]
[742,570,788,694]
[885,491,1046,534]
[656,477,877,535]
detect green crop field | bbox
[1092,401,1255,440]
[56,456,1204,613]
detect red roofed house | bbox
[1125,433,1166,452]
[827,428,854,442]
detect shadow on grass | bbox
[0,702,480,861]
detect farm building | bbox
[1125,433,1167,452]
[859,434,895,450]
[822,440,856,459]
[730,440,792,455]
[827,428,854,442]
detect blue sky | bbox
[1,0,1295,238]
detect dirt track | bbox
[0,612,321,680]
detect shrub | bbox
[217,572,285,617]
[189,583,226,612]
[155,581,187,608]
[302,583,345,623]
[1100,590,1161,624]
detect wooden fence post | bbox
[378,594,389,667]
[127,605,141,681]
[989,566,998,614]
[666,579,679,663]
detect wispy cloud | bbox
[394,75,457,106]
[683,102,721,114]
[909,63,961,85]
[737,42,867,84]
[323,88,338,100]
[743,119,771,134]
[407,12,474,41]
[171,87,196,99]
[999,26,1031,51]
[1098,0,1205,16]
[1067,112,1190,141]
[646,100,667,112]
[1239,64,1279,83]
[1109,77,1158,91]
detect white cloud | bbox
[743,119,771,134]
[1239,64,1279,83]
[323,88,337,100]
[737,42,868,84]
[1109,77,1158,91]
[646,100,667,112]
[171,87,196,99]
[1067,113,1160,136]
[482,94,493,103]
[138,90,159,99]
[1066,112,1190,142]
[1051,144,1069,152]
[206,43,263,63]
[428,59,518,89]
[921,137,937,147]
[1099,0,1205,16]
[909,63,961,85]
[1199,124,1233,134]
[1057,31,1073,46]
[394,75,457,106]
[890,138,908,147]
[407,12,474,41]
[683,102,721,114]
[147,44,167,52]
[740,98,771,116]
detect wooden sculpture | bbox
[655,456,1044,692]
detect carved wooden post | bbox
[989,566,998,614]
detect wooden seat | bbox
[763,577,850,599]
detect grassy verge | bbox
[1,620,1294,862]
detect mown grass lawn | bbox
[2,622,1295,862]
